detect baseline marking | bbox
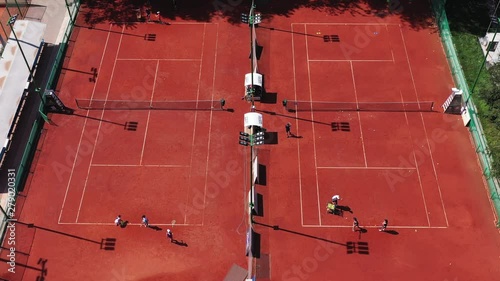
[305,24,323,225]
[76,25,126,223]
[317,166,416,170]
[139,60,160,165]
[112,22,211,26]
[58,24,113,224]
[58,222,202,226]
[116,58,201,61]
[293,23,400,26]
[302,225,447,229]
[400,27,449,226]
[308,59,393,62]
[349,61,368,167]
[91,164,189,168]
[291,23,306,227]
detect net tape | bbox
[284,100,435,112]
[75,99,225,110]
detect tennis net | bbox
[283,100,435,112]
[75,99,226,110]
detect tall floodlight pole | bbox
[249,4,255,106]
[13,0,22,17]
[241,1,261,105]
[469,17,500,103]
[5,3,12,18]
[8,15,32,74]
[470,0,500,101]
[239,126,264,280]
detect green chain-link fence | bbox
[0,1,81,246]
[15,0,80,192]
[431,0,500,221]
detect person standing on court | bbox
[166,229,174,242]
[331,194,340,205]
[115,215,124,227]
[352,217,360,232]
[285,122,292,138]
[141,215,149,228]
[379,219,388,232]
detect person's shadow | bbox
[119,221,129,228]
[148,225,162,231]
[172,240,188,247]
[337,205,353,214]
[289,133,303,139]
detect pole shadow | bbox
[16,221,102,245]
[257,109,331,127]
[259,25,324,38]
[71,113,126,127]
[74,25,144,38]
[253,221,345,246]
[0,257,47,272]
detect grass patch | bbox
[447,1,500,177]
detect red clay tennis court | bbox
[2,1,500,281]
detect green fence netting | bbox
[0,1,81,244]
[15,0,80,192]
[431,0,500,221]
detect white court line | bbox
[58,24,113,224]
[308,59,394,62]
[291,24,305,227]
[116,58,201,61]
[58,222,202,226]
[168,22,215,25]
[112,22,213,26]
[302,224,447,229]
[305,24,323,226]
[91,164,190,168]
[317,166,416,170]
[386,25,395,62]
[139,60,160,165]
[200,23,219,226]
[185,23,206,224]
[76,26,126,223]
[400,28,449,227]
[399,28,431,227]
[293,23,400,26]
[349,61,368,167]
